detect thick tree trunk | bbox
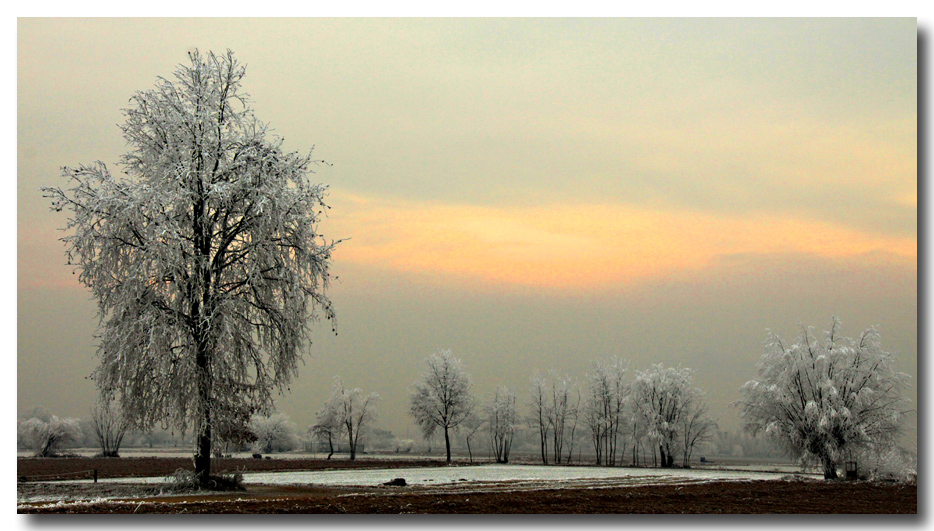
[193,328,213,484]
[194,350,212,482]
[444,427,452,464]
[191,162,215,486]
[659,445,671,468]
[195,427,212,481]
[822,457,839,480]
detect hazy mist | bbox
[17,18,917,449]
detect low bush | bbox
[161,468,245,492]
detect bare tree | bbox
[487,386,518,463]
[90,397,130,457]
[529,370,580,465]
[42,50,338,484]
[548,370,580,466]
[311,398,342,460]
[409,349,476,464]
[584,357,628,466]
[330,377,379,460]
[677,397,717,467]
[528,372,551,464]
[738,317,910,479]
[462,413,485,463]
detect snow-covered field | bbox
[51,462,816,488]
[18,462,822,508]
[243,463,811,487]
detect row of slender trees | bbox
[22,317,909,483]
[404,349,716,468]
[402,316,911,480]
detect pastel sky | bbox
[16,18,917,447]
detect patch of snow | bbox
[45,463,817,489]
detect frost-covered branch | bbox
[42,50,338,483]
[409,349,476,464]
[737,317,910,479]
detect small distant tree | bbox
[461,414,485,463]
[409,349,476,463]
[249,412,298,454]
[529,370,580,465]
[631,363,705,468]
[487,386,518,463]
[311,397,342,460]
[583,357,628,466]
[548,371,580,465]
[528,372,551,464]
[19,414,82,457]
[139,429,173,449]
[677,397,717,467]
[738,317,910,479]
[331,377,379,460]
[90,397,130,457]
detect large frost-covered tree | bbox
[43,50,337,483]
[738,317,909,479]
[409,349,476,464]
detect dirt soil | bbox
[17,457,917,514]
[17,455,453,481]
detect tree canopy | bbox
[738,317,909,479]
[409,349,476,463]
[43,50,337,482]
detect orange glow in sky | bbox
[332,193,916,290]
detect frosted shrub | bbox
[857,446,917,483]
[163,468,244,492]
[164,469,200,491]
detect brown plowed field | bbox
[17,455,451,482]
[16,457,917,514]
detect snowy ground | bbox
[46,462,816,488]
[18,462,824,509]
